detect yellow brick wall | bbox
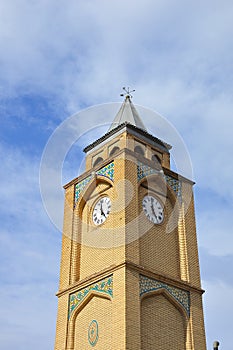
[78,181,116,280]
[125,269,141,350]
[59,185,74,289]
[111,267,126,350]
[124,156,140,264]
[73,296,112,350]
[189,291,207,350]
[77,156,127,281]
[141,293,186,350]
[182,182,202,288]
[139,180,180,279]
[54,294,69,350]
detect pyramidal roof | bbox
[108,95,147,132]
[83,95,172,153]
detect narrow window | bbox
[152,154,161,164]
[109,146,120,156]
[93,157,103,167]
[134,146,145,156]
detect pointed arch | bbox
[141,290,188,350]
[141,288,189,320]
[93,156,103,167]
[152,154,161,164]
[67,292,112,349]
[109,146,120,156]
[75,175,113,216]
[138,173,180,208]
[138,176,181,278]
[71,176,114,282]
[134,145,145,156]
[69,290,112,323]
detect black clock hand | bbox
[100,202,106,217]
[151,205,157,218]
[150,198,158,219]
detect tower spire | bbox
[108,87,147,132]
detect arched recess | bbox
[138,173,181,233]
[109,146,120,156]
[73,175,114,281]
[134,145,145,156]
[152,154,161,164]
[93,156,104,167]
[138,174,181,279]
[76,175,113,217]
[67,292,112,350]
[138,173,178,208]
[141,290,188,350]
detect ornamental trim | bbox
[75,162,114,202]
[68,275,113,319]
[140,275,190,316]
[137,161,182,200]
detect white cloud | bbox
[197,204,233,256]
[0,281,57,350]
[0,0,232,103]
[0,143,44,224]
[0,141,60,350]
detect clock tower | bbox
[54,95,207,350]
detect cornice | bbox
[56,260,204,298]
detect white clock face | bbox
[142,195,164,224]
[92,196,111,226]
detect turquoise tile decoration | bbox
[75,162,114,202]
[137,161,159,181]
[88,320,99,347]
[68,275,113,319]
[140,275,190,316]
[137,161,182,200]
[75,174,92,202]
[164,175,182,198]
[96,161,114,181]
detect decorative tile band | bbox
[75,174,92,202]
[96,161,114,181]
[165,174,182,198]
[137,162,182,199]
[140,275,190,316]
[69,275,113,319]
[137,162,159,181]
[75,162,114,202]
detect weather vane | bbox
[120,87,135,99]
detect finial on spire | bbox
[120,87,135,99]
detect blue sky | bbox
[0,0,233,349]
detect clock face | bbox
[92,196,111,225]
[142,195,164,224]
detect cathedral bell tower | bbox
[54,94,207,350]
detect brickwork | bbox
[72,295,112,349]
[189,291,207,350]
[138,178,181,279]
[54,125,207,350]
[178,202,190,282]
[125,269,141,350]
[141,293,186,349]
[183,183,202,288]
[54,294,69,350]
